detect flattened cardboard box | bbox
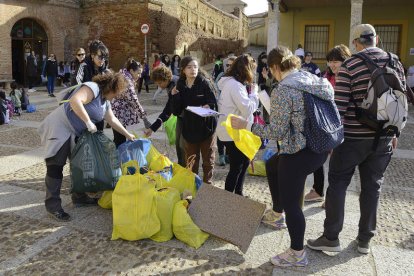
[188,184,266,253]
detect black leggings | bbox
[266,148,328,250]
[223,141,250,195]
[313,166,325,196]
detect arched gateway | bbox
[10,18,48,85]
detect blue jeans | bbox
[47,76,56,94]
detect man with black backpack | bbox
[308,24,408,254]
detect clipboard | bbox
[186,106,223,117]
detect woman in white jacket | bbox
[216,55,259,196]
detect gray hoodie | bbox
[250,70,334,154]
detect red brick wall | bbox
[79,2,149,71]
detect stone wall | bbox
[163,0,249,64]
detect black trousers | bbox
[223,141,250,195]
[323,138,392,242]
[138,76,149,93]
[312,166,325,196]
[45,138,93,213]
[217,138,226,156]
[113,128,126,148]
[266,148,328,250]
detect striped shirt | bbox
[334,47,406,139]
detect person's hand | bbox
[171,86,179,95]
[125,132,135,141]
[143,117,152,129]
[230,116,248,129]
[252,83,259,94]
[85,120,97,133]
[144,128,153,137]
[392,137,398,150]
[262,67,269,80]
[202,104,210,109]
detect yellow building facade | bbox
[250,0,414,68]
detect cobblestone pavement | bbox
[0,86,413,275]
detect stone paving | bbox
[0,84,413,275]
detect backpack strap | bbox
[353,52,379,73]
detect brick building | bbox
[0,0,249,86]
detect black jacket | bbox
[75,56,107,84]
[171,75,217,143]
[43,59,58,77]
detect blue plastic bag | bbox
[118,139,151,167]
[26,104,36,113]
[262,148,277,162]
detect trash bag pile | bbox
[71,135,208,249]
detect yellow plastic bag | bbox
[111,174,160,241]
[121,160,139,175]
[247,160,267,176]
[98,190,113,209]
[146,170,169,189]
[146,145,162,167]
[172,200,209,249]
[149,154,173,172]
[151,187,181,242]
[221,114,262,160]
[167,163,197,197]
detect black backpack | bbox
[352,52,408,147]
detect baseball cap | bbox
[351,24,376,41]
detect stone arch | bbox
[10,17,50,85]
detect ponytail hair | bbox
[268,46,301,72]
[125,57,141,72]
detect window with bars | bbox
[304,25,329,60]
[373,25,402,56]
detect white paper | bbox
[186,106,222,117]
[258,90,270,114]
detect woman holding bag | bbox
[216,55,259,196]
[231,46,332,267]
[38,71,135,222]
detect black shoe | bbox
[48,210,71,222]
[49,93,56,97]
[357,239,370,254]
[72,196,98,207]
[307,235,342,252]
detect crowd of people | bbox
[4,23,412,268]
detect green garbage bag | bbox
[70,131,122,193]
[163,115,177,145]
